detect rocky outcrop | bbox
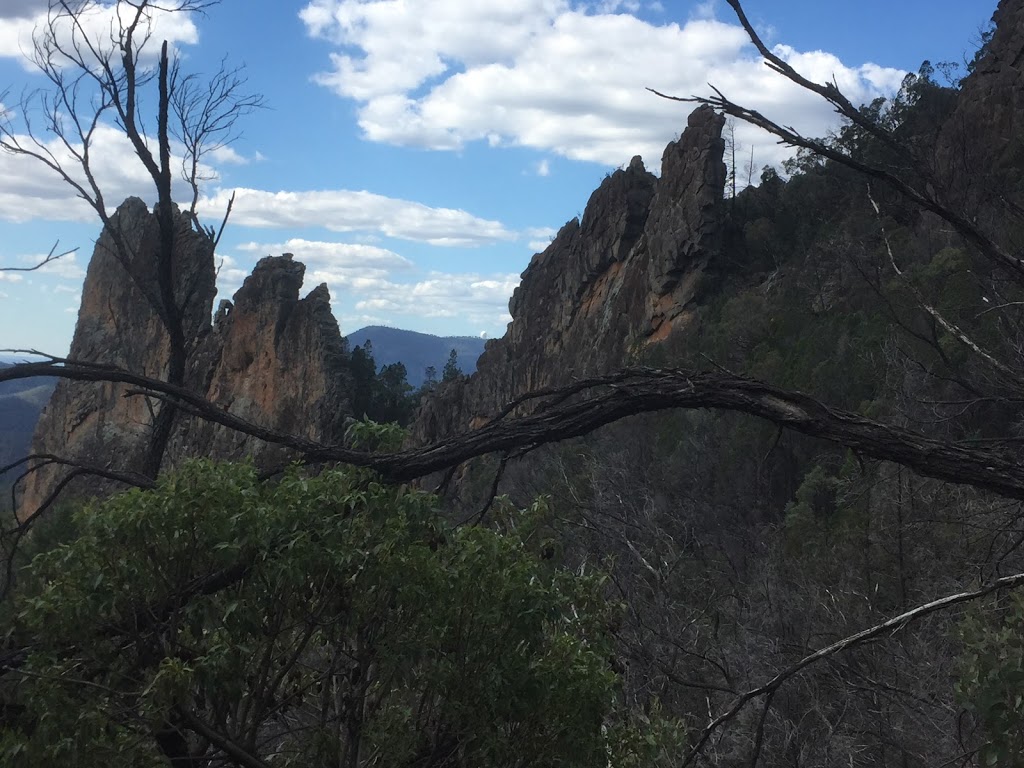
[19,205,350,521]
[20,198,216,517]
[936,0,1024,213]
[168,255,350,467]
[414,106,726,441]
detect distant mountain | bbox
[0,362,56,469]
[345,326,488,387]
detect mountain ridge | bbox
[345,325,487,387]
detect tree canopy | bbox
[1,449,673,767]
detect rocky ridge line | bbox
[414,105,727,442]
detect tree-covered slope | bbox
[346,325,487,387]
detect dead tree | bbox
[0,0,261,479]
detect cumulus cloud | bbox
[226,237,520,334]
[0,122,223,223]
[208,145,261,166]
[237,238,413,269]
[213,253,250,292]
[200,188,516,246]
[0,125,517,251]
[20,251,87,279]
[351,271,520,327]
[526,226,557,252]
[232,238,414,294]
[300,0,906,168]
[0,1,198,68]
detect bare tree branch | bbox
[5,359,1024,501]
[0,453,156,601]
[648,0,1024,281]
[683,572,1024,766]
[867,185,1024,388]
[0,242,77,273]
[177,708,272,768]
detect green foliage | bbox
[349,341,418,425]
[343,417,407,451]
[958,593,1024,767]
[784,464,840,550]
[1,461,629,767]
[965,23,996,80]
[442,348,462,382]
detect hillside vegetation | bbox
[4,3,1024,766]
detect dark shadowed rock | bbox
[412,106,726,443]
[936,0,1024,214]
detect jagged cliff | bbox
[414,0,1024,446]
[20,199,217,517]
[937,0,1024,213]
[414,106,727,441]
[168,254,350,468]
[19,207,350,520]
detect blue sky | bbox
[0,0,997,354]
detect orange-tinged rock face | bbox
[18,198,216,521]
[18,206,351,521]
[180,261,349,468]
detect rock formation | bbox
[414,106,727,441]
[415,0,1024,447]
[937,0,1024,213]
[168,254,350,468]
[20,198,216,517]
[19,205,350,520]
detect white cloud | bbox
[213,253,250,292]
[535,158,551,177]
[691,1,716,20]
[300,1,905,168]
[208,145,258,166]
[526,225,557,252]
[21,251,86,279]
[199,188,516,246]
[0,2,199,69]
[222,236,520,334]
[0,122,223,224]
[350,271,521,327]
[0,272,23,282]
[231,238,415,296]
[237,238,413,270]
